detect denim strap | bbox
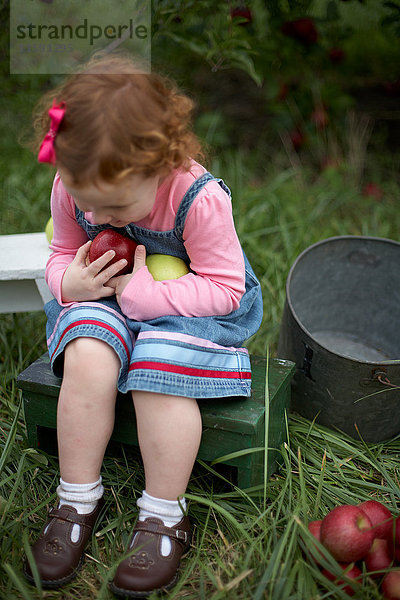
[174,172,232,242]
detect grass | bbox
[1,75,400,598]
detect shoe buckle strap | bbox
[48,507,93,528]
[175,529,188,543]
[134,520,188,544]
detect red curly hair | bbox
[33,53,204,185]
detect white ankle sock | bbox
[136,490,186,556]
[54,477,104,542]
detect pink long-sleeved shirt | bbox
[45,161,246,321]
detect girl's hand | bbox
[108,245,147,305]
[61,240,128,302]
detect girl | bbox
[24,53,263,597]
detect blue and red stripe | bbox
[128,360,251,379]
[50,319,130,361]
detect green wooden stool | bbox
[17,354,295,489]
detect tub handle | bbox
[370,369,399,388]
[375,372,398,388]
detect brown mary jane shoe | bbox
[109,516,191,598]
[24,499,104,588]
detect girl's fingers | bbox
[133,245,146,272]
[97,259,128,282]
[87,249,117,274]
[74,240,92,264]
[100,285,118,298]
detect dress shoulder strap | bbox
[174,172,232,241]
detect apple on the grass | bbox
[88,230,138,276]
[322,563,362,597]
[358,500,393,540]
[307,520,324,565]
[146,254,190,281]
[364,538,393,578]
[382,569,400,599]
[308,519,322,540]
[320,505,374,562]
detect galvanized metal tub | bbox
[278,236,400,442]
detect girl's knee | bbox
[60,339,121,396]
[131,390,198,413]
[64,338,120,373]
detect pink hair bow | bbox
[38,101,66,165]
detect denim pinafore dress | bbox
[45,172,263,399]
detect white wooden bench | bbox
[0,233,53,313]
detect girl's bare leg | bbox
[110,391,202,595]
[132,391,202,500]
[57,338,120,483]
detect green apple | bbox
[146,254,190,281]
[45,217,53,244]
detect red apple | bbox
[230,6,252,24]
[307,519,323,564]
[276,83,289,102]
[329,47,346,63]
[362,182,384,200]
[321,157,342,171]
[382,569,400,599]
[309,519,322,539]
[365,538,393,578]
[358,500,393,540]
[320,505,374,562]
[281,18,318,45]
[289,128,305,150]
[88,230,138,275]
[322,563,362,596]
[311,106,329,130]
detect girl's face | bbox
[60,171,160,227]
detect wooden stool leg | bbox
[236,465,254,489]
[22,392,58,450]
[23,397,40,448]
[236,452,265,489]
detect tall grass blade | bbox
[210,447,265,464]
[0,398,21,477]
[263,348,270,509]
[22,531,42,596]
[314,449,327,518]
[184,493,251,542]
